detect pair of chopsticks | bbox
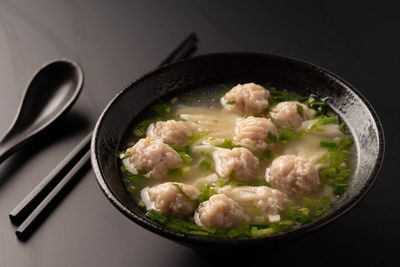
[9,32,199,240]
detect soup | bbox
[118,83,354,238]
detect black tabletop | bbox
[0,1,398,266]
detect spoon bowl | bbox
[0,59,83,163]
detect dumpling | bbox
[218,185,289,222]
[234,116,279,151]
[147,120,192,145]
[266,155,320,197]
[221,83,270,114]
[194,194,248,229]
[141,182,199,218]
[213,147,260,181]
[270,101,315,128]
[127,138,182,179]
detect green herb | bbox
[200,151,212,159]
[258,149,275,162]
[120,165,147,185]
[167,168,184,178]
[267,132,278,144]
[179,151,193,164]
[169,144,192,164]
[216,179,229,187]
[268,86,307,106]
[338,135,354,148]
[308,114,338,132]
[250,226,275,237]
[145,208,293,238]
[169,144,190,154]
[319,135,353,195]
[284,206,311,224]
[278,128,302,143]
[278,220,296,227]
[216,139,240,149]
[165,217,223,237]
[249,222,269,228]
[304,97,329,116]
[303,196,332,217]
[199,159,212,170]
[133,118,158,137]
[197,184,217,203]
[187,132,206,145]
[146,209,168,223]
[118,150,129,159]
[279,196,332,226]
[150,100,171,116]
[333,184,348,195]
[320,140,338,148]
[296,104,304,117]
[319,115,338,125]
[227,224,250,238]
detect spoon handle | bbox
[0,137,20,164]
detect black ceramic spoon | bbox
[0,59,83,164]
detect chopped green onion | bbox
[333,183,348,195]
[284,206,311,224]
[319,115,338,125]
[227,224,250,238]
[278,128,301,143]
[278,220,296,227]
[197,184,217,203]
[199,159,212,170]
[167,168,184,178]
[118,150,129,159]
[267,132,278,143]
[216,139,240,149]
[133,118,158,137]
[320,168,337,180]
[296,104,304,117]
[268,86,307,106]
[150,100,171,116]
[179,152,193,164]
[320,140,338,148]
[338,136,353,149]
[187,132,206,145]
[120,165,147,185]
[146,209,168,223]
[258,149,275,162]
[250,226,274,237]
[304,97,329,116]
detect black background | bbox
[0,1,398,266]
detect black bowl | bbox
[91,52,384,250]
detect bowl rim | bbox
[91,52,385,246]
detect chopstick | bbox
[9,134,92,224]
[15,151,91,240]
[11,32,198,240]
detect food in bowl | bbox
[118,82,354,238]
